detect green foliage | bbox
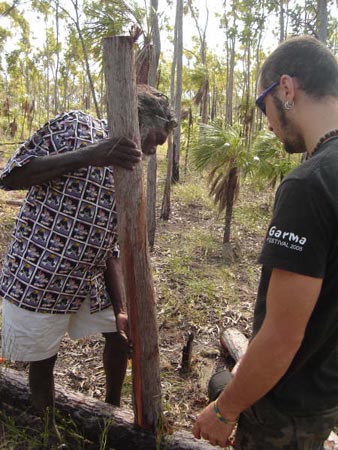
[191,122,248,213]
[84,0,147,60]
[0,408,91,449]
[250,130,299,188]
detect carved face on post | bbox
[137,85,177,155]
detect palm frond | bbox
[250,130,298,187]
[190,122,247,213]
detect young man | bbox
[0,85,176,412]
[193,36,338,449]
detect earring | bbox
[284,100,294,110]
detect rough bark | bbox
[146,154,157,250]
[146,0,161,250]
[172,0,183,184]
[160,0,178,219]
[103,36,162,432]
[160,134,173,220]
[223,167,238,245]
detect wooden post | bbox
[103,36,163,432]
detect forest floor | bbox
[0,155,274,448]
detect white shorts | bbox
[1,298,117,362]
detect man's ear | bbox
[279,74,296,102]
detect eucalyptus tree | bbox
[0,3,19,130]
[31,0,64,117]
[317,0,328,43]
[56,0,101,117]
[286,0,335,39]
[278,0,290,43]
[0,2,38,137]
[172,0,183,184]
[160,0,183,221]
[221,1,237,126]
[187,0,209,126]
[237,0,276,143]
[58,28,91,112]
[146,0,162,250]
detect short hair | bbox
[260,35,338,99]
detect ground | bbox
[0,169,271,434]
[0,170,273,447]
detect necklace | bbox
[311,129,338,156]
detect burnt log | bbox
[0,367,216,450]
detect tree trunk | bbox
[66,0,101,118]
[184,108,193,176]
[147,154,157,250]
[279,0,285,43]
[160,0,178,219]
[53,0,60,115]
[77,23,100,118]
[223,167,238,244]
[226,36,235,125]
[317,0,327,43]
[103,36,162,432]
[172,0,183,184]
[160,133,173,220]
[147,0,161,250]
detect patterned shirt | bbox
[0,111,119,314]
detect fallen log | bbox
[220,328,248,363]
[0,367,216,450]
[220,328,338,450]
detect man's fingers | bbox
[112,148,140,156]
[192,423,201,439]
[114,136,137,148]
[114,147,142,159]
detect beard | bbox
[273,97,307,154]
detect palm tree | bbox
[251,130,298,188]
[191,122,248,258]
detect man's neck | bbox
[300,97,338,155]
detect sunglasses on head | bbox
[255,81,279,115]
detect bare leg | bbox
[103,332,128,406]
[29,354,57,412]
[29,354,66,446]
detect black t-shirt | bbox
[254,138,338,413]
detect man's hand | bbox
[116,311,129,340]
[1,137,142,190]
[87,137,142,169]
[115,311,131,357]
[192,402,236,448]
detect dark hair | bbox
[137,84,177,132]
[260,35,338,99]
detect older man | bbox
[0,85,176,412]
[193,36,338,449]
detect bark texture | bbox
[103,36,162,432]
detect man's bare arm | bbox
[217,268,322,417]
[104,257,127,318]
[1,137,141,190]
[193,268,322,446]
